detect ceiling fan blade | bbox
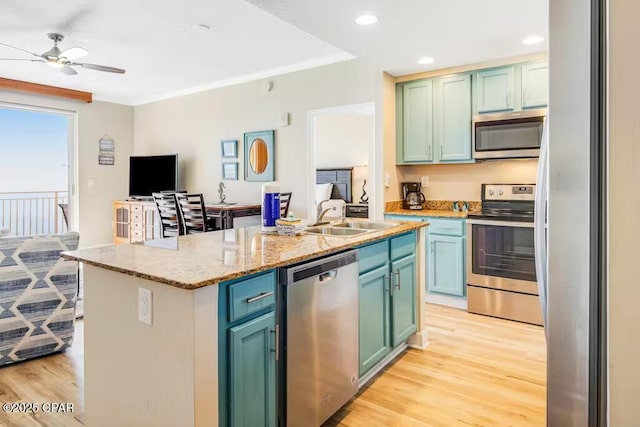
[74,62,125,74]
[0,58,45,62]
[60,66,78,75]
[0,41,41,58]
[60,46,88,61]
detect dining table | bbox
[204,202,261,230]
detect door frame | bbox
[0,101,79,233]
[306,102,376,221]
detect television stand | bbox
[128,196,154,202]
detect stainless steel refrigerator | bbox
[544,0,607,425]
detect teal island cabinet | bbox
[385,215,467,299]
[357,232,418,379]
[64,222,426,427]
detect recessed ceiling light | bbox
[355,14,378,25]
[192,23,211,31]
[417,57,435,65]
[522,35,544,45]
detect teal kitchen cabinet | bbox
[357,232,417,377]
[396,73,473,165]
[398,80,434,162]
[521,61,548,109]
[390,254,417,346]
[358,264,391,376]
[219,271,277,427]
[229,312,276,427]
[434,73,472,162]
[427,234,465,296]
[474,66,516,113]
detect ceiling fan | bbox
[0,33,125,75]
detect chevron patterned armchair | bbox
[0,232,79,366]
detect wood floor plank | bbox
[0,304,546,427]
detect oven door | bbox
[466,219,538,294]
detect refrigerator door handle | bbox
[534,118,549,335]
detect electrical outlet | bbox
[138,288,152,325]
[385,172,391,188]
[421,176,430,187]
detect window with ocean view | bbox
[0,107,70,236]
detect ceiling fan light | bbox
[60,46,88,61]
[46,60,65,69]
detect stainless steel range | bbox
[466,184,543,325]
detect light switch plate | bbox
[385,172,391,188]
[138,288,152,325]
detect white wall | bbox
[134,59,382,217]
[315,113,371,169]
[0,91,133,247]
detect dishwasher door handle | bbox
[319,269,337,283]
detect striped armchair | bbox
[0,232,79,366]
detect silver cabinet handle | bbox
[428,145,431,159]
[440,145,443,158]
[270,325,279,361]
[246,291,274,304]
[394,270,401,290]
[384,274,392,295]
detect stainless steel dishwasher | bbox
[278,250,359,426]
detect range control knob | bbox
[488,190,495,196]
[498,190,504,196]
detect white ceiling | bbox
[246,0,548,76]
[0,0,352,105]
[0,0,547,106]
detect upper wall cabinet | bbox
[474,66,516,113]
[473,61,548,114]
[396,73,472,165]
[399,80,434,162]
[434,74,472,162]
[521,61,549,109]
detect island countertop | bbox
[62,221,427,290]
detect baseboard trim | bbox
[407,330,430,350]
[358,344,407,388]
[425,293,468,309]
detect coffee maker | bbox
[402,182,426,210]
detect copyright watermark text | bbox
[2,402,75,413]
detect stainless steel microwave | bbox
[473,109,546,159]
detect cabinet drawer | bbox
[390,232,416,261]
[228,271,276,323]
[131,212,143,224]
[131,229,143,242]
[131,204,143,213]
[427,219,465,236]
[131,221,142,230]
[358,240,389,274]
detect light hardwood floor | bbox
[0,304,546,427]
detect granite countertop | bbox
[62,221,426,290]
[384,200,481,219]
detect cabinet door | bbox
[229,312,276,427]
[390,255,417,347]
[113,203,131,244]
[427,235,465,296]
[521,62,548,109]
[434,74,472,161]
[475,66,515,113]
[359,264,392,376]
[402,80,434,162]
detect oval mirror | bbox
[249,138,269,174]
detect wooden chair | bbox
[58,203,69,229]
[152,193,183,237]
[280,192,292,218]
[175,193,212,235]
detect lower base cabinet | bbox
[219,271,277,427]
[358,232,418,377]
[427,234,465,296]
[229,312,276,427]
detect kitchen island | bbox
[62,221,427,427]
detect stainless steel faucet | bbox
[314,201,345,226]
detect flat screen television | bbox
[129,155,178,197]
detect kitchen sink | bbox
[304,226,369,237]
[332,221,398,230]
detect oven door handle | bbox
[466,219,534,228]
